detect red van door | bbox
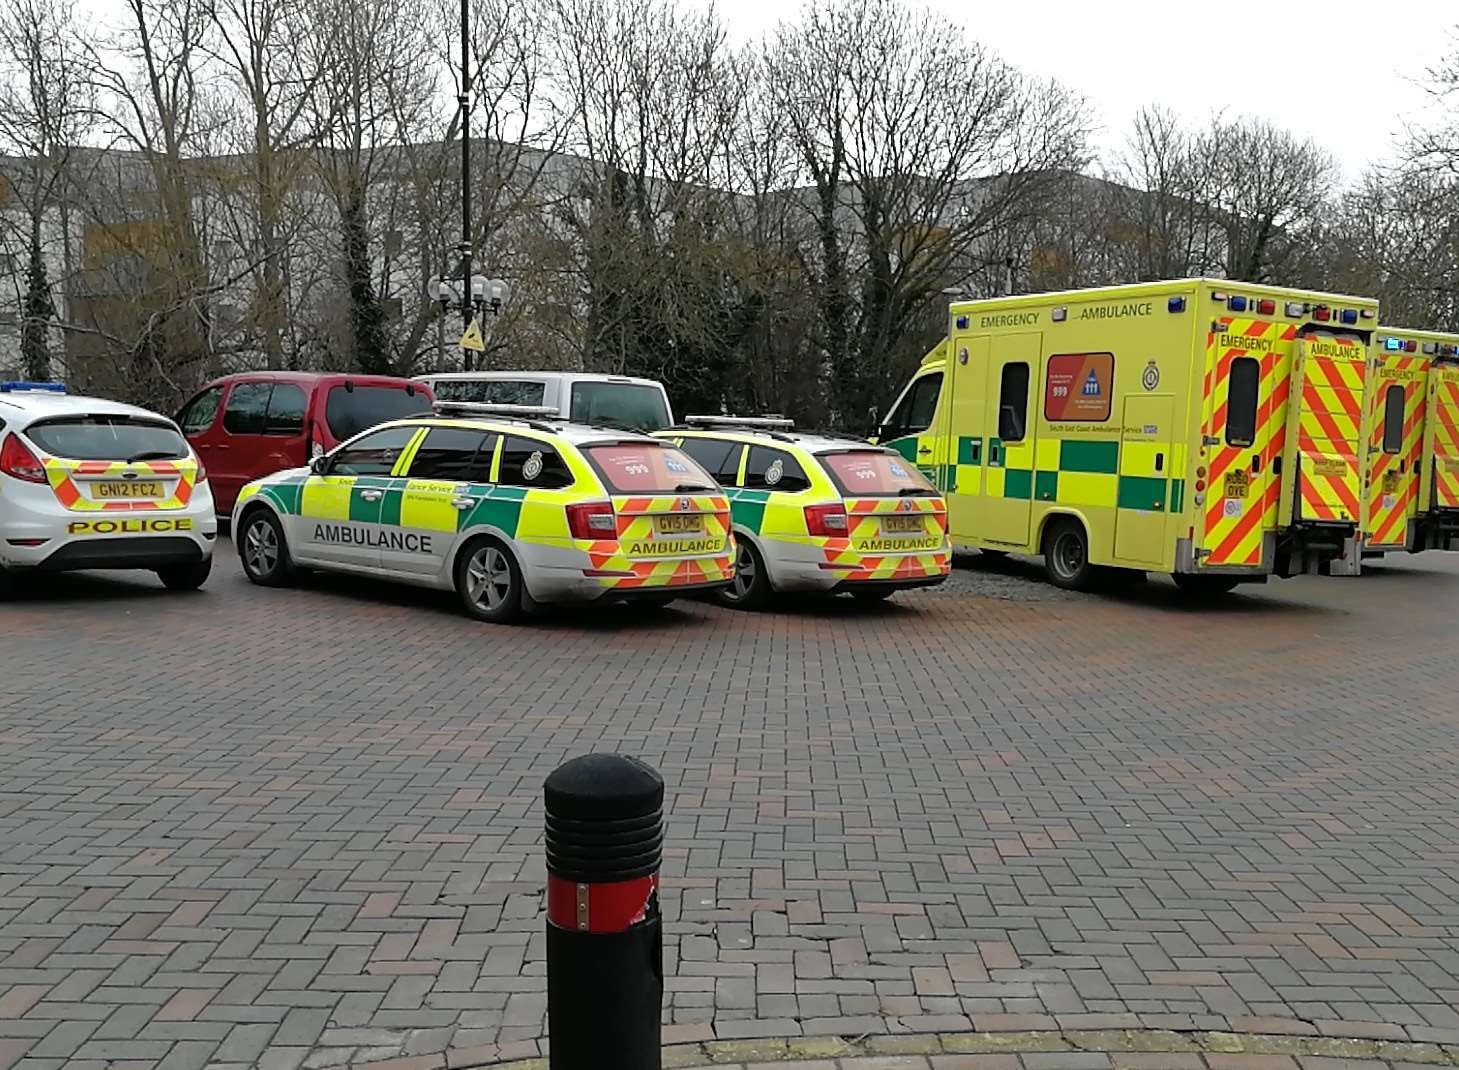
[177,384,227,490]
[212,379,311,513]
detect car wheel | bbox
[715,537,770,610]
[157,558,212,591]
[850,587,895,602]
[1043,518,1096,591]
[238,509,296,587]
[456,538,524,623]
[1171,573,1241,597]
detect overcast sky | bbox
[710,0,1452,180]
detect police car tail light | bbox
[804,503,849,536]
[0,434,46,484]
[565,501,616,539]
[194,460,208,484]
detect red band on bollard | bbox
[547,873,658,933]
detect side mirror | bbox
[309,454,329,475]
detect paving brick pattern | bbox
[1,549,1458,1069]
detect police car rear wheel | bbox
[239,510,295,587]
[717,538,769,609]
[457,538,523,623]
[1044,519,1095,591]
[157,558,212,591]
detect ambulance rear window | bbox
[26,416,188,461]
[584,443,716,494]
[821,451,936,497]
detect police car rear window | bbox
[821,451,936,497]
[25,417,188,462]
[583,444,716,494]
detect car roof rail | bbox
[432,400,560,433]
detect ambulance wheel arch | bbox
[728,524,780,588]
[446,525,532,598]
[1036,509,1096,589]
[452,531,527,622]
[235,499,297,586]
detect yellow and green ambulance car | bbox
[877,280,1379,593]
[1364,327,1459,556]
[655,418,950,608]
[233,404,734,622]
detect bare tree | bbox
[0,0,92,380]
[301,0,438,374]
[764,0,1090,425]
[1197,117,1335,283]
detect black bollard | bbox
[545,753,664,1070]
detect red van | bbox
[177,372,434,515]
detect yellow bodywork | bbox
[879,280,1381,578]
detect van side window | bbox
[179,386,224,434]
[1226,357,1259,447]
[998,363,1029,442]
[885,373,943,438]
[1383,384,1405,455]
[223,382,271,435]
[264,384,307,435]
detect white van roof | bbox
[413,371,666,389]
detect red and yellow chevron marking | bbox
[1431,376,1459,511]
[579,494,734,590]
[43,458,198,513]
[1200,318,1286,568]
[819,496,951,581]
[1294,345,1366,524]
[1364,356,1427,550]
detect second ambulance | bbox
[877,279,1378,593]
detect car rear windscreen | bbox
[583,443,716,494]
[433,379,546,405]
[569,383,671,431]
[821,450,937,496]
[26,416,189,461]
[326,385,432,441]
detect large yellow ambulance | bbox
[876,280,1378,593]
[1364,327,1459,556]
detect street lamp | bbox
[426,274,510,369]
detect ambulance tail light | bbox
[0,434,46,484]
[1315,305,1331,322]
[1257,299,1276,316]
[566,501,617,539]
[804,503,849,536]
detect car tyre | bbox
[1042,518,1097,591]
[715,537,771,610]
[1171,573,1241,598]
[238,508,296,587]
[157,558,212,591]
[455,537,525,623]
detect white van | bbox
[412,372,673,432]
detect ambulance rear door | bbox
[1196,317,1279,570]
[1279,333,1366,530]
[1422,361,1459,514]
[1364,346,1426,550]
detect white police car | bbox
[0,382,217,595]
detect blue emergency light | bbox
[0,381,65,394]
[1228,295,1248,312]
[1167,296,1186,313]
[1340,309,1359,325]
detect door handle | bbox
[917,447,932,455]
[1251,453,1262,474]
[1155,452,1164,473]
[358,489,383,502]
[451,496,474,509]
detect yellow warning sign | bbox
[459,318,485,352]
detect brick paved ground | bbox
[2,546,1459,1070]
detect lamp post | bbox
[427,274,511,370]
[457,0,473,369]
